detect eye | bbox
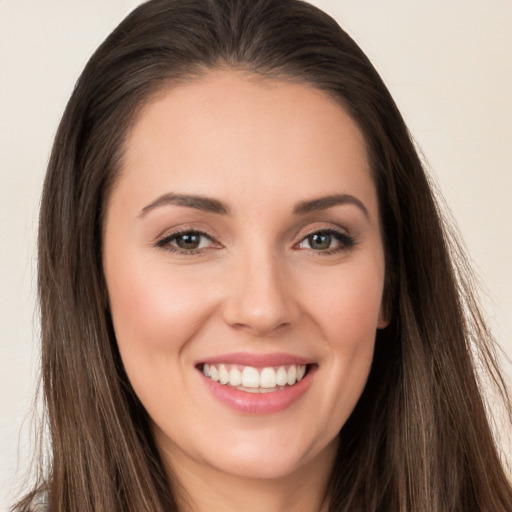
[156,230,216,253]
[297,229,355,252]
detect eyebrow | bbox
[293,194,369,218]
[139,193,230,217]
[139,192,369,219]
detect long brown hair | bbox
[14,0,511,510]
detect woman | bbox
[13,0,512,511]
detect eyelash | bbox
[154,228,220,256]
[154,227,356,256]
[295,228,356,254]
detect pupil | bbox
[177,233,200,249]
[309,233,331,250]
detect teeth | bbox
[276,366,288,386]
[287,365,297,385]
[209,365,219,382]
[219,364,229,384]
[260,367,277,388]
[202,363,308,392]
[229,367,242,386]
[242,366,260,388]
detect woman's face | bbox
[103,70,388,483]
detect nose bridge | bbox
[222,241,297,335]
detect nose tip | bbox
[221,259,298,336]
[224,302,289,336]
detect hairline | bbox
[101,61,375,219]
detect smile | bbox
[202,363,308,393]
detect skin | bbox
[103,69,388,512]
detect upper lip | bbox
[197,352,314,368]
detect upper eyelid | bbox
[296,223,350,240]
[294,225,356,251]
[153,223,352,248]
[154,230,219,256]
[162,230,212,241]
[296,228,351,244]
[154,227,218,245]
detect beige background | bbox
[1,0,511,507]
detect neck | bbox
[163,441,337,512]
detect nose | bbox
[221,248,299,336]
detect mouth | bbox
[198,363,312,393]
[195,353,316,414]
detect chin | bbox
[193,428,338,482]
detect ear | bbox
[377,289,392,329]
[377,307,390,329]
[378,266,396,329]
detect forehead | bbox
[115,69,377,219]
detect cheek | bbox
[300,256,384,420]
[105,253,216,392]
[306,256,385,343]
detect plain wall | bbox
[1,0,511,507]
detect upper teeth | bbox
[203,363,307,391]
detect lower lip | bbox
[200,368,314,414]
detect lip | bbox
[197,352,314,368]
[197,353,317,415]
